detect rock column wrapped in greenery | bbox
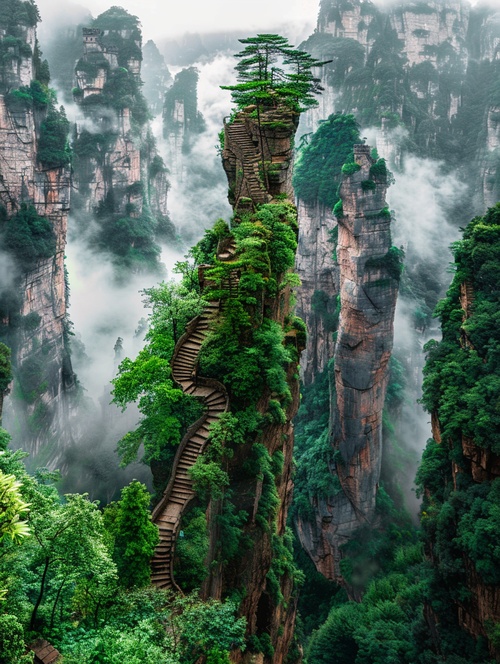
[150,34,325,664]
[295,145,402,583]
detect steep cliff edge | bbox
[295,146,401,582]
[295,199,338,384]
[0,0,75,460]
[419,203,500,658]
[293,113,360,384]
[163,66,205,178]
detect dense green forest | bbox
[1,0,500,662]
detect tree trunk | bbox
[50,577,66,628]
[30,556,50,630]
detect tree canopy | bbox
[221,34,329,113]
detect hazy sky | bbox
[36,0,320,43]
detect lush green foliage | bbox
[92,6,141,39]
[0,470,30,544]
[221,34,327,113]
[174,507,209,591]
[199,203,299,418]
[94,200,163,274]
[0,431,118,633]
[1,203,56,271]
[112,279,206,486]
[0,343,12,393]
[54,590,245,664]
[0,0,39,27]
[104,481,159,588]
[0,427,245,662]
[37,105,71,168]
[74,7,149,130]
[421,204,500,452]
[4,80,50,111]
[413,204,500,657]
[365,246,405,281]
[293,113,361,207]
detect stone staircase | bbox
[150,240,238,591]
[225,121,269,206]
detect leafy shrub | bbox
[369,158,388,181]
[333,200,344,217]
[38,105,71,168]
[361,179,376,191]
[365,246,405,280]
[341,161,362,175]
[293,114,361,207]
[2,203,56,271]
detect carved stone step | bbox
[184,338,202,347]
[177,348,196,359]
[206,395,226,406]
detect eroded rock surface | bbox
[0,23,74,460]
[296,145,399,581]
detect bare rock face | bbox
[295,200,339,385]
[296,145,399,581]
[389,0,469,68]
[0,34,74,459]
[162,67,205,177]
[307,0,499,210]
[0,23,36,90]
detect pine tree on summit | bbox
[221,34,328,113]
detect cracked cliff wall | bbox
[0,8,75,462]
[295,145,399,582]
[295,201,338,385]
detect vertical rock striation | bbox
[295,201,338,385]
[163,67,205,178]
[302,0,500,211]
[0,2,74,460]
[296,145,399,581]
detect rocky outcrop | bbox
[389,0,469,68]
[163,67,205,177]
[72,12,173,270]
[295,200,338,385]
[142,39,172,116]
[73,28,142,216]
[222,106,297,210]
[0,22,36,90]
[304,0,499,208]
[0,11,75,461]
[198,108,301,664]
[296,145,399,581]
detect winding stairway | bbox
[225,120,269,206]
[151,240,238,591]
